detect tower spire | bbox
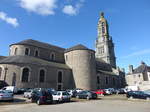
[96,12,116,68]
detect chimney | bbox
[129,65,133,74]
[121,68,125,73]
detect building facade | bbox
[126,62,150,90]
[0,12,125,90]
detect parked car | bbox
[126,91,150,100]
[108,88,115,93]
[118,88,127,94]
[0,90,14,101]
[31,89,53,105]
[24,89,34,99]
[93,89,105,95]
[1,86,18,94]
[66,89,77,97]
[74,88,83,93]
[16,88,29,94]
[52,91,71,103]
[125,86,138,91]
[104,89,112,95]
[76,90,97,100]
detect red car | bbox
[93,89,105,95]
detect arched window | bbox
[14,48,18,55]
[50,53,55,61]
[22,68,29,82]
[39,69,45,83]
[113,78,115,85]
[34,50,39,57]
[0,67,2,79]
[58,71,63,83]
[105,77,108,85]
[12,73,16,86]
[25,48,29,56]
[97,76,100,84]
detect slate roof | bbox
[133,62,150,74]
[128,62,150,75]
[0,56,70,69]
[10,39,65,52]
[65,44,94,52]
[0,56,6,61]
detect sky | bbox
[0,0,150,72]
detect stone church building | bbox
[0,13,125,90]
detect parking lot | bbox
[0,94,150,112]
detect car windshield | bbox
[27,90,32,92]
[52,91,57,95]
[135,91,144,95]
[80,91,88,94]
[57,92,61,95]
[62,92,69,95]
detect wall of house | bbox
[126,73,144,86]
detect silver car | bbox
[0,90,14,101]
[52,91,71,103]
[23,89,34,99]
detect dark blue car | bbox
[126,91,150,100]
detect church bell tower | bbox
[95,12,116,68]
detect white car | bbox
[0,90,14,101]
[52,91,71,103]
[1,86,18,93]
[24,89,34,99]
[104,89,112,95]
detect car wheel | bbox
[37,100,42,105]
[58,98,62,103]
[146,97,150,101]
[129,96,133,99]
[53,100,57,104]
[86,96,90,100]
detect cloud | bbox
[0,11,19,27]
[62,5,77,15]
[18,0,57,16]
[122,49,150,59]
[62,0,85,16]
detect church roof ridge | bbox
[65,44,95,53]
[10,39,65,52]
[0,55,70,69]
